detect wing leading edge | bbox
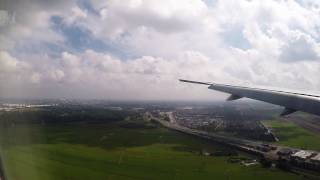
[179,79,320,116]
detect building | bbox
[310,153,320,163]
[291,150,314,160]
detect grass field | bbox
[262,119,320,150]
[0,122,305,180]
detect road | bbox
[146,111,320,175]
[147,112,267,156]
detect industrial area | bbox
[147,107,320,175]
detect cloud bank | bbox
[1,0,320,100]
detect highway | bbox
[148,112,268,156]
[146,111,320,174]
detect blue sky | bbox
[1,0,320,99]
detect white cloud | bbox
[83,0,211,40]
[63,7,87,25]
[2,47,319,99]
[61,52,81,67]
[1,0,320,99]
[0,10,14,27]
[0,0,75,50]
[280,31,320,62]
[0,51,18,73]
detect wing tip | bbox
[179,79,211,85]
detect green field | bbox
[262,120,320,150]
[0,120,306,180]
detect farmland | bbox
[0,107,305,180]
[262,119,320,151]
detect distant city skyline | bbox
[1,0,320,100]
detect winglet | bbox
[179,79,211,85]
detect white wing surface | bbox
[180,79,320,116]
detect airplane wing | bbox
[179,79,320,116]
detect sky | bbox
[1,0,320,100]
